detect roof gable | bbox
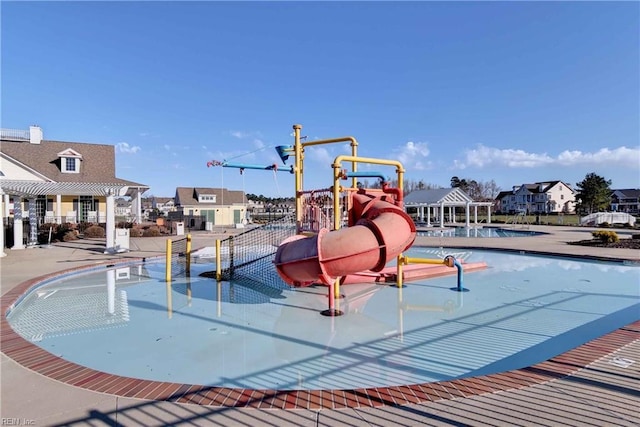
[56,148,83,158]
[404,188,473,205]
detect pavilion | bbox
[403,188,493,228]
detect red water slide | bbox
[274,193,417,287]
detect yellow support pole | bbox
[215,239,222,281]
[165,238,172,282]
[293,124,303,232]
[186,234,192,277]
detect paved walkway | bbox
[1,225,638,426]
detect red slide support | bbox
[274,193,417,287]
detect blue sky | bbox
[2,1,639,198]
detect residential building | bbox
[173,187,247,228]
[1,126,148,252]
[114,198,132,219]
[610,189,640,214]
[151,196,176,217]
[495,181,575,214]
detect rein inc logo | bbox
[1,419,35,426]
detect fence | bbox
[165,234,191,282]
[214,214,296,289]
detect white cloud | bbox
[307,146,334,166]
[556,147,640,167]
[454,145,640,169]
[115,142,141,154]
[390,141,431,171]
[230,131,250,139]
[230,130,263,139]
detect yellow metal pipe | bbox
[293,124,303,231]
[332,155,405,173]
[302,136,359,187]
[186,234,192,277]
[215,239,222,281]
[165,238,172,282]
[401,256,447,266]
[333,163,342,231]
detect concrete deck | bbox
[1,225,639,426]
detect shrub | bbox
[592,230,619,244]
[598,222,611,228]
[142,227,161,237]
[83,225,106,238]
[130,227,143,237]
[62,231,79,242]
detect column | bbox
[3,195,9,218]
[426,206,431,227]
[104,192,115,253]
[440,203,445,228]
[449,206,454,223]
[487,206,492,224]
[135,190,142,223]
[474,205,478,224]
[465,202,470,228]
[12,197,24,250]
[56,194,62,224]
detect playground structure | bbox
[207,124,487,316]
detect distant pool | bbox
[417,227,544,238]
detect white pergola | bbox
[404,188,494,228]
[0,180,147,255]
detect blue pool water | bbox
[6,248,639,390]
[417,227,544,238]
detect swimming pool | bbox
[417,227,544,238]
[6,248,638,391]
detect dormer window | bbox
[198,194,216,203]
[58,148,82,174]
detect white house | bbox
[497,181,575,214]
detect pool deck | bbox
[1,225,639,426]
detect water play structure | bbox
[207,124,487,315]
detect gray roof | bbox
[1,138,147,187]
[612,188,640,198]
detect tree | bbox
[575,173,612,215]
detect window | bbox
[57,148,82,174]
[63,157,79,173]
[198,194,216,203]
